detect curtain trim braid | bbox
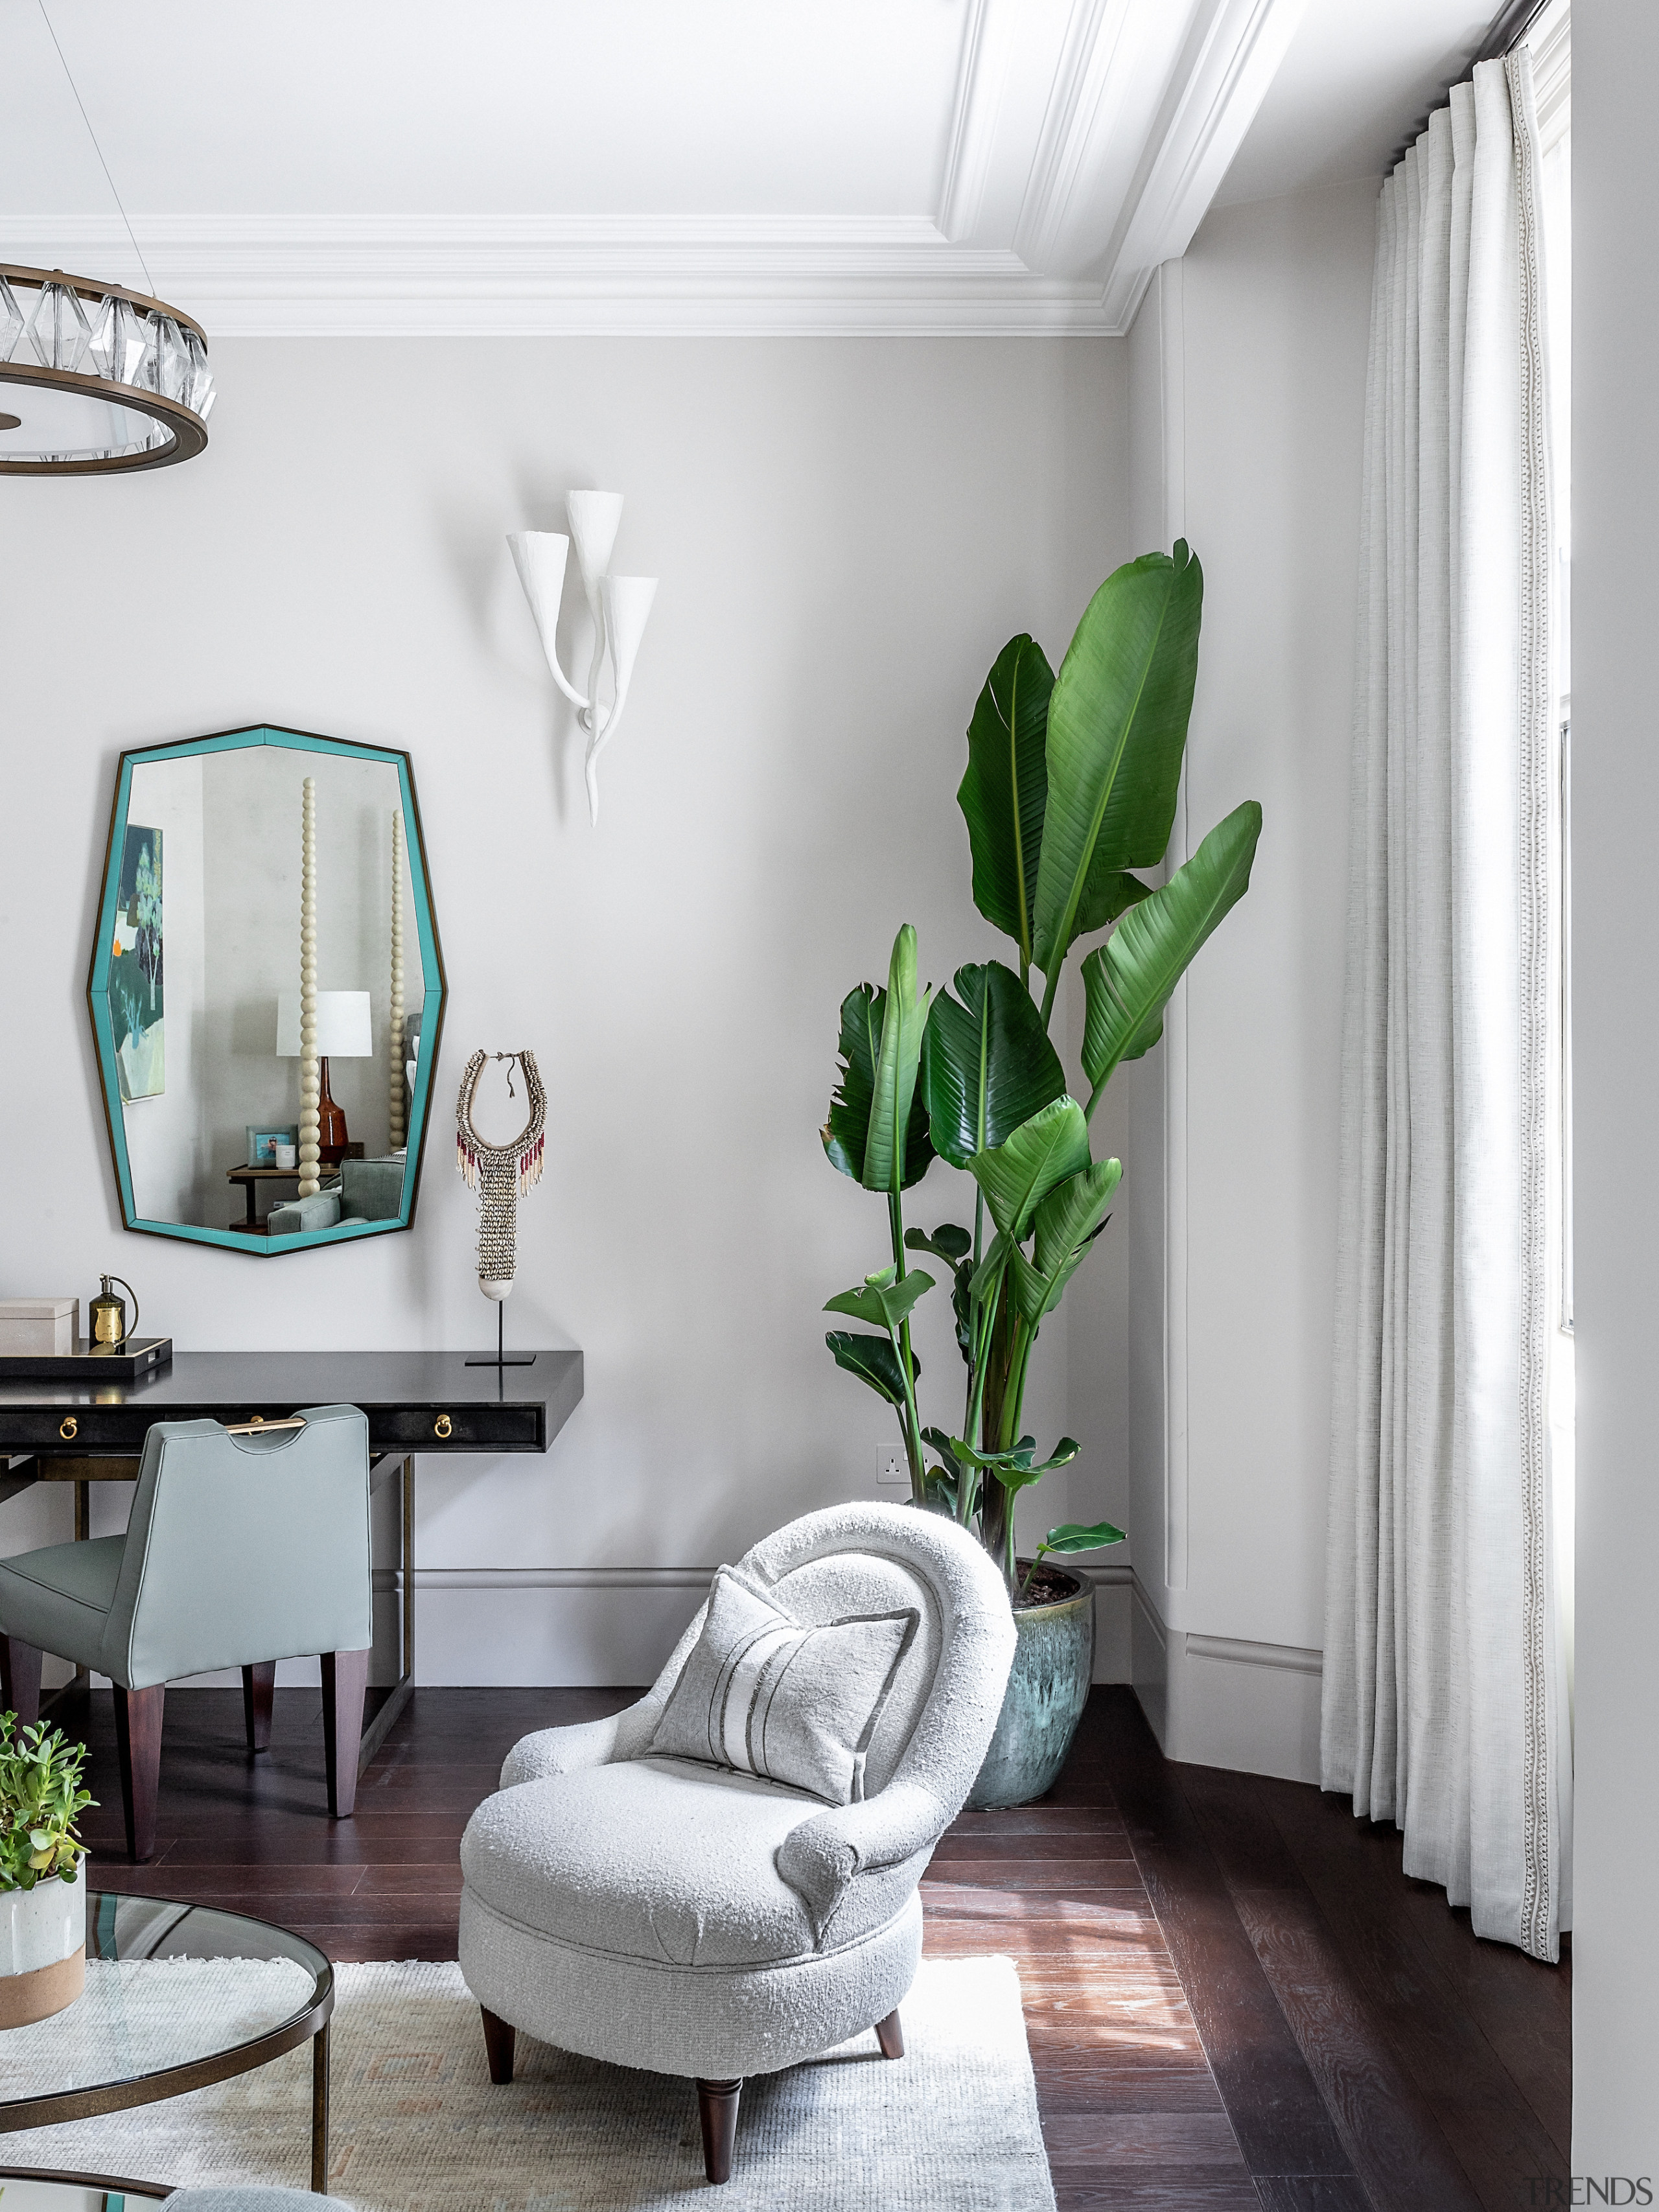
[1507,43,1557,1966]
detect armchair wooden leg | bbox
[114,1683,165,1863]
[320,1648,369,1818]
[0,1635,43,1726]
[876,2007,904,2060]
[242,1662,275,1752]
[695,2077,743,2185]
[480,2005,516,2084]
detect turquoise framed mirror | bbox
[87,725,447,1254]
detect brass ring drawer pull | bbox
[60,1416,78,1441]
[434,1414,452,1440]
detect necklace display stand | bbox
[457,1049,546,1371]
[467,1303,537,1369]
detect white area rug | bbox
[15,1955,1056,2211]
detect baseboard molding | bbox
[1131,1576,1323,1782]
[36,1558,1141,1698]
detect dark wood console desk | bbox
[0,1350,583,1760]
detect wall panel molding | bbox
[1131,1574,1323,1777]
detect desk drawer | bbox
[8,1407,157,1454]
[372,1404,544,1452]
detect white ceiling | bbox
[0,0,1496,335]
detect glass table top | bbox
[1,1892,331,2112]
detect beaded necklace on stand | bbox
[455,1049,546,1292]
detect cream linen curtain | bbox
[1322,50,1570,1962]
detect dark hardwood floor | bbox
[49,1681,1569,2209]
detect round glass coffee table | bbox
[0,2168,168,2207]
[0,1891,334,2193]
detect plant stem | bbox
[888,1191,926,1502]
[959,1189,986,1526]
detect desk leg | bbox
[74,1481,90,1688]
[356,1457,413,1773]
[311,2018,331,2192]
[403,1455,413,1682]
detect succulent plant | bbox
[0,1712,95,1893]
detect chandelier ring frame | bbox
[1,262,211,475]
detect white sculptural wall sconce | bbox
[509,491,657,825]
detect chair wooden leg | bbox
[113,1683,165,1862]
[242,1661,275,1752]
[875,2007,904,2060]
[696,2077,743,2185]
[320,1648,369,1818]
[480,2005,516,2084]
[0,1635,43,1727]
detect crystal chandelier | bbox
[1,3,214,475]
[0,264,214,473]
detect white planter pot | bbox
[0,1859,86,2028]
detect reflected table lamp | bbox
[277,990,373,1167]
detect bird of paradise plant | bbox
[821,543,1262,1593]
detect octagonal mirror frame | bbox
[87,723,448,1255]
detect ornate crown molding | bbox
[5,0,1306,340]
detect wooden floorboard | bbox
[43,1681,1568,2206]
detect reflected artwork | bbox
[113,822,164,1102]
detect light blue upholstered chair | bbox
[0,1404,372,1862]
[268,1156,406,1237]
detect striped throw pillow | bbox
[647,1568,919,1804]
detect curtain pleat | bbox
[1322,51,1565,1961]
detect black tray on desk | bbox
[0,1336,172,1380]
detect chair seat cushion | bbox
[0,1535,124,1670]
[462,1756,838,1969]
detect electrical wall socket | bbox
[875,1443,909,1487]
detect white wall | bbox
[0,332,1128,1684]
[1569,0,1659,2175]
[1117,179,1377,1778]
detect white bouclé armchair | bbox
[458,1502,1017,2184]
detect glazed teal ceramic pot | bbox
[965,1564,1095,1810]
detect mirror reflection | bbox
[92,728,444,1252]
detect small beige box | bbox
[0,1297,80,1357]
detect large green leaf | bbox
[969,1095,1091,1243]
[957,635,1055,966]
[1032,544,1204,977]
[863,925,934,1196]
[825,1331,919,1407]
[822,979,931,1191]
[904,1222,972,1264]
[921,961,1066,1170]
[907,1225,975,1364]
[1041,1519,1128,1553]
[949,1433,1080,1495]
[1009,1155,1122,1325]
[822,983,882,1181]
[824,1263,935,1333]
[1080,802,1262,1095]
[1071,867,1155,941]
